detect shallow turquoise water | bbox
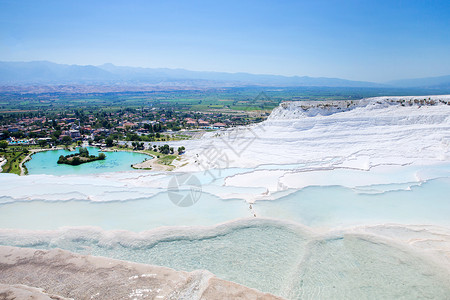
[0,178,449,231]
[0,193,251,231]
[1,220,449,299]
[25,147,151,175]
[257,177,450,227]
[1,162,450,299]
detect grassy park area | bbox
[0,147,29,175]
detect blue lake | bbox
[25,147,151,175]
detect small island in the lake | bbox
[57,147,106,166]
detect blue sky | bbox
[0,0,449,82]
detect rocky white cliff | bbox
[178,95,450,171]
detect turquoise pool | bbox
[25,147,151,175]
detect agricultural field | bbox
[2,86,449,114]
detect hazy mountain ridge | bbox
[0,61,383,87]
[1,61,449,89]
[388,75,450,88]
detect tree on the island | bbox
[0,140,8,151]
[78,147,89,157]
[72,156,81,165]
[98,153,106,160]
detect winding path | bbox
[0,156,6,172]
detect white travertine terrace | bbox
[0,95,450,299]
[179,95,450,170]
[0,245,281,300]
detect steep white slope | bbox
[179,95,450,171]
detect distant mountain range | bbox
[0,61,382,88]
[387,75,450,89]
[0,60,449,89]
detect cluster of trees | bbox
[131,141,145,150]
[99,133,171,146]
[151,145,184,155]
[143,123,164,133]
[105,136,114,147]
[2,130,26,139]
[77,147,91,157]
[2,130,74,148]
[125,132,169,142]
[126,143,185,155]
[152,144,173,154]
[57,147,106,166]
[0,140,8,151]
